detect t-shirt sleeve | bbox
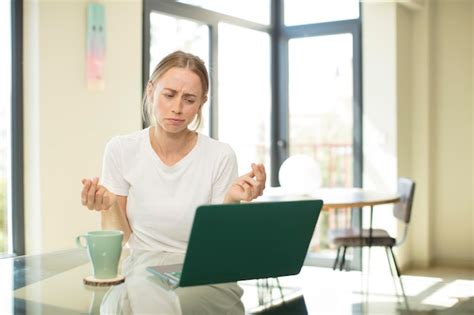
[211,145,239,204]
[101,137,130,196]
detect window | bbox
[288,34,357,256]
[281,0,362,266]
[284,0,359,26]
[288,34,354,188]
[217,23,271,174]
[177,0,271,25]
[0,0,12,255]
[143,0,362,268]
[1,0,24,256]
[143,0,272,180]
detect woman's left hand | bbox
[224,163,266,203]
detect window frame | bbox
[142,0,271,137]
[144,0,363,269]
[274,0,363,269]
[142,0,362,190]
[11,0,25,256]
[272,0,362,188]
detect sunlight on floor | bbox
[421,279,474,308]
[0,258,13,314]
[240,264,474,314]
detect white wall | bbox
[430,0,473,267]
[362,4,398,193]
[362,2,399,251]
[363,0,474,269]
[405,0,433,268]
[24,0,142,254]
[472,1,474,268]
[395,4,416,268]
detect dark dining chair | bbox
[329,177,416,278]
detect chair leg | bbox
[385,247,395,278]
[388,247,401,277]
[340,246,347,271]
[388,246,408,300]
[333,246,341,270]
[275,277,284,300]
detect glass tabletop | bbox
[0,248,306,314]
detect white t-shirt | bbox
[101,128,238,252]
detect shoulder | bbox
[104,128,149,157]
[105,128,148,149]
[198,134,236,158]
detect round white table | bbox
[259,187,400,211]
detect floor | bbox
[241,249,474,314]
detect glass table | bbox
[1,248,307,314]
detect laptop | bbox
[146,200,323,288]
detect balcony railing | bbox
[291,143,353,252]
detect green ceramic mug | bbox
[76,230,124,279]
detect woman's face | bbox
[149,67,206,134]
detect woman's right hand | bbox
[81,177,117,211]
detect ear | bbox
[146,81,155,102]
[201,95,208,108]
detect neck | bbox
[151,126,196,157]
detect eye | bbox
[163,93,174,98]
[185,98,196,104]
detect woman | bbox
[99,249,245,314]
[80,51,266,252]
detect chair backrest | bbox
[393,177,416,224]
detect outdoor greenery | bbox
[0,178,6,253]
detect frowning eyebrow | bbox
[162,88,197,98]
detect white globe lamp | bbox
[278,155,322,195]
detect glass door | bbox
[288,33,356,267]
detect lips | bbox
[165,118,185,125]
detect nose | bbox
[170,98,183,114]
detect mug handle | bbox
[76,235,87,249]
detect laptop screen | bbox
[178,200,323,287]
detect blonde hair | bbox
[142,50,209,128]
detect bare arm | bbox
[81,177,132,244]
[101,195,132,243]
[224,163,266,203]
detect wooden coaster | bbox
[83,275,125,287]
